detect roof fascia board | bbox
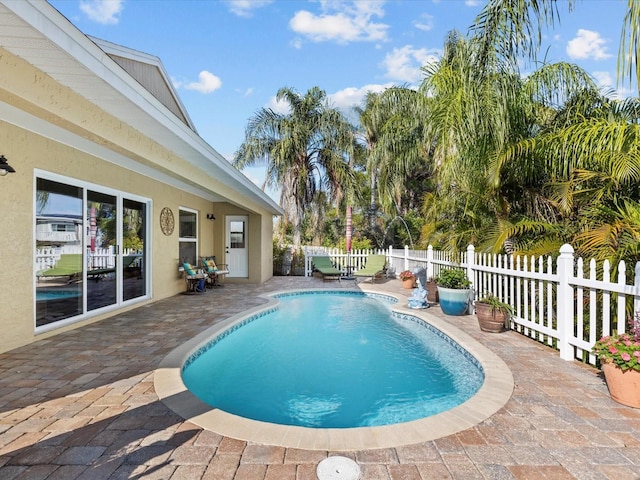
[0,99,219,203]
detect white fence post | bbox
[427,245,434,281]
[466,244,475,288]
[404,245,409,272]
[558,244,575,361]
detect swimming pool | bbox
[36,289,81,301]
[182,292,484,428]
[155,288,514,450]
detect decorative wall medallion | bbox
[160,207,175,236]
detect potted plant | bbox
[399,270,415,289]
[592,314,640,408]
[474,293,514,333]
[435,268,472,315]
[426,277,438,303]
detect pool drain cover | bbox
[316,456,361,480]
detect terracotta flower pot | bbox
[602,363,640,408]
[402,278,415,289]
[474,302,509,333]
[426,281,438,303]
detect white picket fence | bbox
[304,244,640,367]
[35,246,141,272]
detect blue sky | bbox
[48,0,632,188]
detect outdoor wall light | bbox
[206,213,216,221]
[0,155,16,176]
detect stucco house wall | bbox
[0,2,281,353]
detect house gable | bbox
[90,36,196,132]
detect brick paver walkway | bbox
[1,277,639,479]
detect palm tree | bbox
[348,0,639,260]
[469,0,640,262]
[233,86,357,248]
[416,28,599,253]
[492,93,640,262]
[472,0,639,96]
[353,91,383,226]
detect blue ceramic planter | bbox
[438,287,471,315]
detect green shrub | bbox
[435,268,471,289]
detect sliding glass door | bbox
[35,174,150,329]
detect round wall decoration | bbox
[160,207,175,236]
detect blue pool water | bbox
[36,289,80,301]
[182,292,484,428]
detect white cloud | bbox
[592,71,636,99]
[289,1,389,44]
[79,0,123,25]
[226,0,273,17]
[566,29,612,60]
[592,71,613,89]
[382,45,440,83]
[413,13,434,32]
[329,84,393,123]
[329,84,391,111]
[465,0,481,6]
[184,71,222,94]
[266,96,292,115]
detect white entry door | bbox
[226,215,248,277]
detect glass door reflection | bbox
[87,191,117,311]
[35,178,83,327]
[122,198,146,301]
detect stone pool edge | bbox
[153,288,514,451]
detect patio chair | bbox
[312,256,342,282]
[182,262,207,294]
[37,253,82,283]
[354,254,387,283]
[201,256,230,288]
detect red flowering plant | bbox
[592,313,640,372]
[399,270,414,281]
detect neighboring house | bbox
[36,215,83,247]
[0,1,282,353]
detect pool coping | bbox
[153,288,514,451]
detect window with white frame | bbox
[179,208,198,265]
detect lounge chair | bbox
[87,254,142,281]
[87,266,114,281]
[37,253,82,283]
[201,256,230,287]
[312,256,342,282]
[354,254,387,283]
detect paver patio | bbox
[1,276,639,479]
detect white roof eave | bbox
[0,0,283,215]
